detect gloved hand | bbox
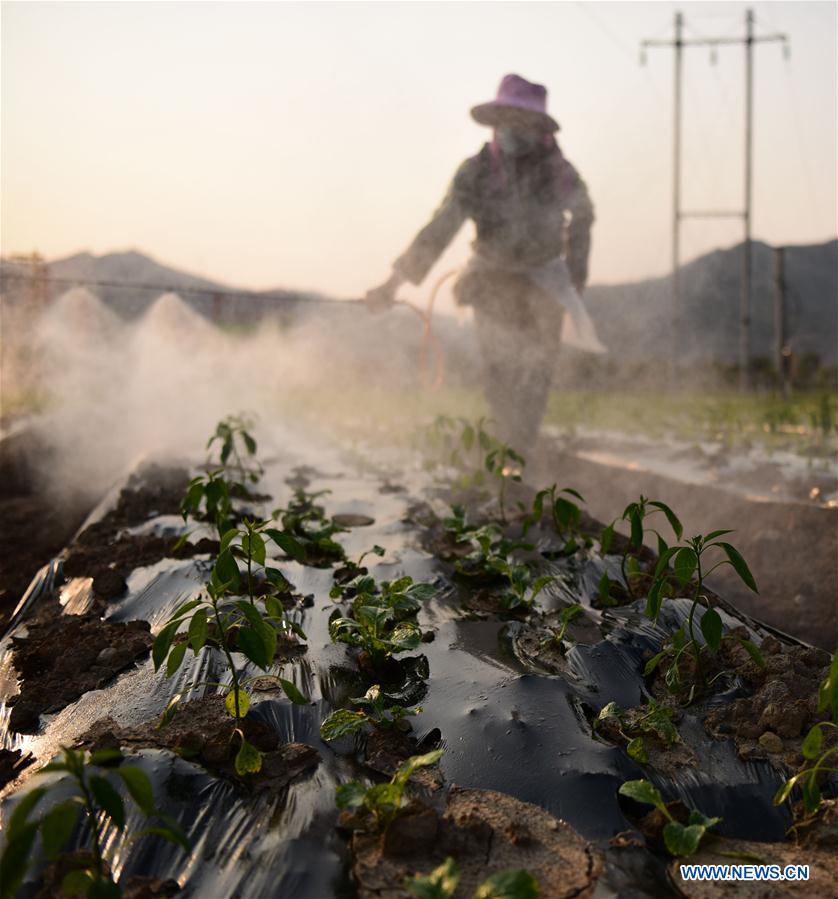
[364,271,403,312]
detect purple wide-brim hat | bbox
[471,73,560,132]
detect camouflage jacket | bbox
[393,142,594,291]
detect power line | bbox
[640,9,789,392]
[0,261,348,307]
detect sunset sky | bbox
[2,1,836,306]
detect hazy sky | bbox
[2,1,836,304]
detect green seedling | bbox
[600,497,682,599]
[351,575,437,618]
[442,503,478,545]
[644,531,758,695]
[153,547,308,777]
[220,517,305,603]
[178,416,264,545]
[335,749,442,831]
[405,857,539,899]
[329,575,436,671]
[0,746,188,899]
[180,468,234,539]
[494,559,555,612]
[618,779,721,857]
[542,604,585,647]
[596,700,680,764]
[450,516,534,582]
[523,484,586,551]
[473,870,540,899]
[484,442,526,523]
[206,413,263,485]
[329,574,436,663]
[774,721,838,816]
[774,651,838,816]
[416,415,495,488]
[819,649,838,721]
[273,487,347,565]
[330,546,387,599]
[320,684,420,741]
[329,605,423,669]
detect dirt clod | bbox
[350,787,602,898]
[704,638,831,765]
[78,695,320,793]
[8,612,152,733]
[0,748,34,790]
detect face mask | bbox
[496,127,541,157]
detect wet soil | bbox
[702,634,833,766]
[64,535,219,600]
[532,443,838,649]
[60,463,211,599]
[349,786,603,898]
[7,606,152,733]
[0,429,90,631]
[79,695,320,794]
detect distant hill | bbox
[2,240,835,366]
[583,239,837,365]
[38,250,320,323]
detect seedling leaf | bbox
[40,800,79,858]
[152,620,180,672]
[627,737,649,763]
[405,856,460,899]
[61,870,94,897]
[115,766,154,816]
[618,779,664,811]
[234,738,263,776]
[474,868,540,899]
[188,609,208,652]
[717,542,758,593]
[238,626,271,670]
[600,522,615,555]
[335,781,367,809]
[265,528,306,562]
[225,688,251,719]
[166,641,188,677]
[735,637,765,669]
[673,547,697,586]
[7,788,47,839]
[320,709,368,741]
[700,608,723,652]
[802,724,823,760]
[663,822,705,857]
[279,677,309,705]
[90,776,126,830]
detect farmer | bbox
[365,73,603,451]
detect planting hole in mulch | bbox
[78,695,320,794]
[348,786,603,899]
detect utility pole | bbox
[742,9,754,392]
[672,12,683,383]
[641,10,788,391]
[773,246,791,398]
